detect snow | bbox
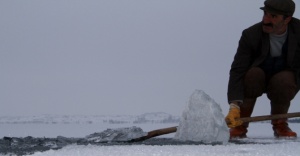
[174,90,229,144]
[30,138,300,156]
[27,124,300,156]
[1,91,300,156]
[1,120,300,156]
[1,92,300,156]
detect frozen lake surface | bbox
[0,123,178,138]
[32,142,300,156]
[1,90,299,156]
[1,91,299,156]
[1,122,300,156]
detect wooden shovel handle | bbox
[129,126,177,142]
[226,112,300,125]
[130,112,300,142]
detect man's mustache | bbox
[263,23,273,27]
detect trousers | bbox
[240,67,298,119]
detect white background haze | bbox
[1,0,300,116]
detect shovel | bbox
[226,112,300,124]
[129,112,300,142]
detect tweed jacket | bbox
[227,17,300,102]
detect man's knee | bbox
[244,67,265,98]
[267,71,297,102]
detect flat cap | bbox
[260,0,295,16]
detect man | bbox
[225,0,300,138]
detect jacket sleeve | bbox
[291,18,300,90]
[293,42,300,90]
[227,29,256,103]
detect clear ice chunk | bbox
[174,90,229,144]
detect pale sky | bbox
[1,0,300,116]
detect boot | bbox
[272,119,297,137]
[270,101,296,137]
[230,98,256,139]
[230,125,248,139]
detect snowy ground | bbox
[1,90,300,156]
[1,123,299,156]
[1,91,299,156]
[31,123,300,156]
[31,142,300,156]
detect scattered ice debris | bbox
[85,126,147,142]
[174,90,229,144]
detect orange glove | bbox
[225,103,243,128]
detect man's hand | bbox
[225,103,243,128]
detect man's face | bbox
[262,11,291,35]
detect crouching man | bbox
[225,0,300,138]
